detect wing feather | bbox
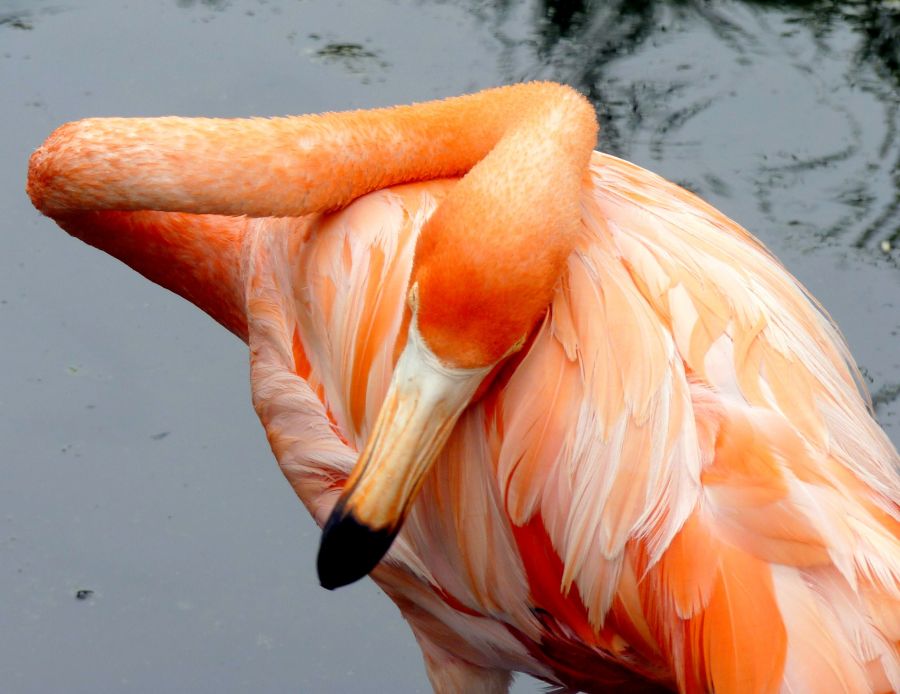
[494,152,899,687]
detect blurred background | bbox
[1,1,898,692]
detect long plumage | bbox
[27,83,900,693]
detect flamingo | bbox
[27,82,900,693]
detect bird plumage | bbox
[27,83,900,693]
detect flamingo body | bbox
[27,85,900,693]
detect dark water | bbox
[1,1,897,692]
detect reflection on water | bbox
[533,1,899,85]
[477,1,900,252]
[311,39,390,79]
[175,0,231,9]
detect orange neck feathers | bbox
[412,88,597,366]
[27,83,598,365]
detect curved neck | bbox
[28,83,599,365]
[28,83,597,220]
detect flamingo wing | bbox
[488,153,900,692]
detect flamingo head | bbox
[317,179,574,589]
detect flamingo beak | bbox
[316,317,492,590]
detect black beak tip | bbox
[316,506,399,590]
